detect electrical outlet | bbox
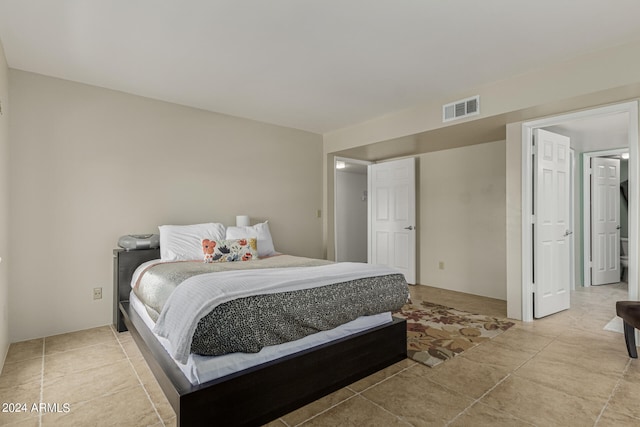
[93,287,102,300]
[438,261,445,270]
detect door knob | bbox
[404,226,414,231]
[617,225,622,230]
[563,230,573,237]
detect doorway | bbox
[520,101,639,322]
[334,157,370,262]
[582,149,629,287]
[368,157,417,284]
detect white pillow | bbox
[225,221,276,257]
[159,223,226,261]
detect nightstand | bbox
[113,248,160,332]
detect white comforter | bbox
[153,262,400,364]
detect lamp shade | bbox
[236,215,250,227]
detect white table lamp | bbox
[236,215,250,227]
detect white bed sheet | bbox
[129,290,392,385]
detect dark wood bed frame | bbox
[114,248,407,427]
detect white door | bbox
[368,158,416,284]
[591,157,621,285]
[534,129,571,318]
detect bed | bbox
[113,223,408,427]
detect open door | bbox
[534,129,571,318]
[368,158,416,284]
[591,157,621,285]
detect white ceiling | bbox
[1,1,640,134]
[546,112,630,153]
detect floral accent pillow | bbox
[202,238,258,263]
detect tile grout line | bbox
[445,333,557,426]
[593,358,632,426]
[444,373,530,427]
[346,361,416,395]
[354,363,418,427]
[39,338,44,427]
[292,394,359,427]
[41,330,149,422]
[109,327,166,427]
[43,339,121,357]
[358,394,413,426]
[293,363,416,426]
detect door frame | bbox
[582,149,628,287]
[333,156,372,262]
[521,101,639,322]
[570,148,576,291]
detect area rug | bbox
[393,300,515,367]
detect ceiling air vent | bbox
[443,95,480,122]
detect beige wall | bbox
[324,40,640,154]
[505,123,523,319]
[324,40,640,317]
[0,40,9,362]
[418,140,506,299]
[8,70,323,342]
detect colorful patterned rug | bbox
[393,300,515,367]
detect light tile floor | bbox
[0,282,636,426]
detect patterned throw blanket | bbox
[190,273,406,357]
[135,256,408,363]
